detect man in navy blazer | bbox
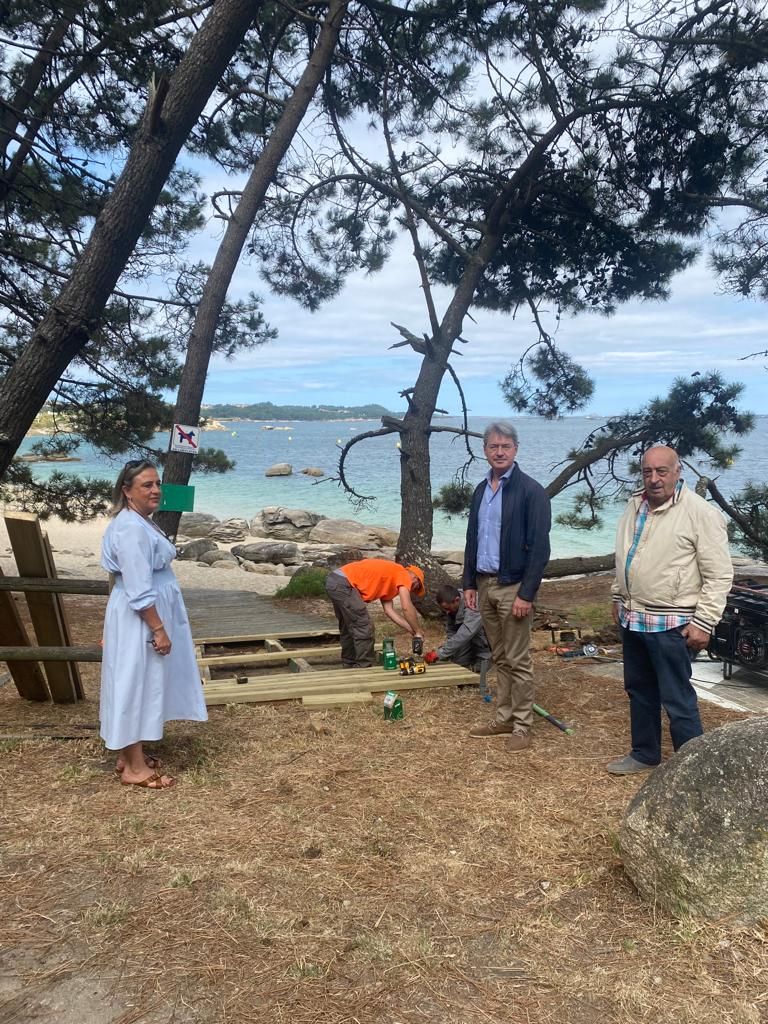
[462,421,551,751]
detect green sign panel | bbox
[159,483,195,512]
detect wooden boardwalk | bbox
[183,589,338,644]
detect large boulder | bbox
[619,718,768,922]
[231,540,302,565]
[249,507,325,541]
[197,548,237,565]
[296,544,364,569]
[307,518,399,548]
[178,512,220,538]
[265,463,292,477]
[177,538,219,561]
[301,466,325,477]
[209,518,249,543]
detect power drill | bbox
[411,635,426,673]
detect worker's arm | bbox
[439,606,484,659]
[381,588,422,637]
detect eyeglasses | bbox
[485,444,516,453]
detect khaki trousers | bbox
[478,577,534,730]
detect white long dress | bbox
[99,509,207,751]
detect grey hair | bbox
[110,460,158,516]
[483,421,519,446]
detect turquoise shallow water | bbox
[17,415,768,557]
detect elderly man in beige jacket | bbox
[608,445,733,775]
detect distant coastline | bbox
[24,402,396,440]
[201,401,395,422]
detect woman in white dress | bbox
[100,460,207,788]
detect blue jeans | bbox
[621,626,703,765]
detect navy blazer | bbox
[462,464,551,603]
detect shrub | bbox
[274,567,329,599]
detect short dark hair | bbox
[483,421,519,446]
[435,583,460,605]
[110,459,158,516]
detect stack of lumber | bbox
[202,662,475,708]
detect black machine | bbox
[710,581,768,679]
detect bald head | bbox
[641,446,681,508]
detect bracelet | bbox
[151,625,164,634]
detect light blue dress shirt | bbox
[476,464,516,573]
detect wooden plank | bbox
[0,646,101,662]
[288,658,314,673]
[209,663,470,690]
[203,663,473,706]
[198,642,384,668]
[0,576,109,595]
[193,628,339,645]
[205,678,374,705]
[0,568,49,701]
[4,514,82,703]
[302,692,372,708]
[195,645,211,683]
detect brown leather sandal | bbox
[121,772,176,790]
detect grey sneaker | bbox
[606,754,658,776]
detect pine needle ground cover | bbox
[0,588,765,1024]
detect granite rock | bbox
[231,540,301,565]
[177,538,219,560]
[178,512,220,538]
[620,718,768,922]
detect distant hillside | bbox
[201,402,394,421]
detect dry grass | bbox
[0,589,766,1024]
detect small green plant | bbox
[275,568,329,599]
[171,870,199,888]
[82,900,130,928]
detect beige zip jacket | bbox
[611,483,733,634]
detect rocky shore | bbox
[173,506,464,587]
[0,506,463,597]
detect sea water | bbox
[16,415,768,558]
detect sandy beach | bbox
[0,514,290,595]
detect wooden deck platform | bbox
[203,662,476,706]
[183,589,338,644]
[184,590,478,710]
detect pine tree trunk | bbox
[396,227,505,572]
[155,0,348,537]
[0,0,261,479]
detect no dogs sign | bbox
[169,424,199,454]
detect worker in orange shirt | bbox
[325,559,425,668]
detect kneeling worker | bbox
[425,583,491,670]
[326,558,425,668]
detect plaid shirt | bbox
[617,481,691,634]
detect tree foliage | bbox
[0,0,282,500]
[256,0,763,565]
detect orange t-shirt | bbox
[341,560,413,603]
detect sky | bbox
[199,224,768,419]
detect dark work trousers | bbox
[621,625,703,765]
[325,571,375,668]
